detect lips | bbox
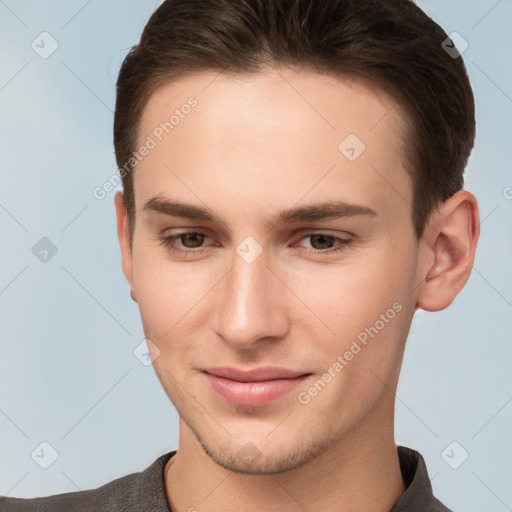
[203,366,312,407]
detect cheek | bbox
[295,262,413,422]
[131,245,193,337]
[291,242,416,386]
[292,246,415,334]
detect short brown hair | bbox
[114,0,475,241]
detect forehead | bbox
[134,68,411,224]
[139,68,405,147]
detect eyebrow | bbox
[143,194,378,230]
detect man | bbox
[1,0,479,510]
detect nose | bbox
[212,243,290,350]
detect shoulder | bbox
[0,452,175,512]
[0,471,140,512]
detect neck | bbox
[165,396,405,512]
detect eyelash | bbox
[158,231,353,257]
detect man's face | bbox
[122,69,423,473]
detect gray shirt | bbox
[0,446,451,511]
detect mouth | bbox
[202,366,313,408]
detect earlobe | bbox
[416,190,480,312]
[114,191,135,292]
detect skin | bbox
[114,68,479,511]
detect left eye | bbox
[158,232,353,256]
[296,233,352,253]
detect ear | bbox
[114,191,135,296]
[416,190,480,312]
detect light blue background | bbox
[0,1,511,510]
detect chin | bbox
[194,425,337,475]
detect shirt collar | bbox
[142,446,450,511]
[391,446,452,511]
